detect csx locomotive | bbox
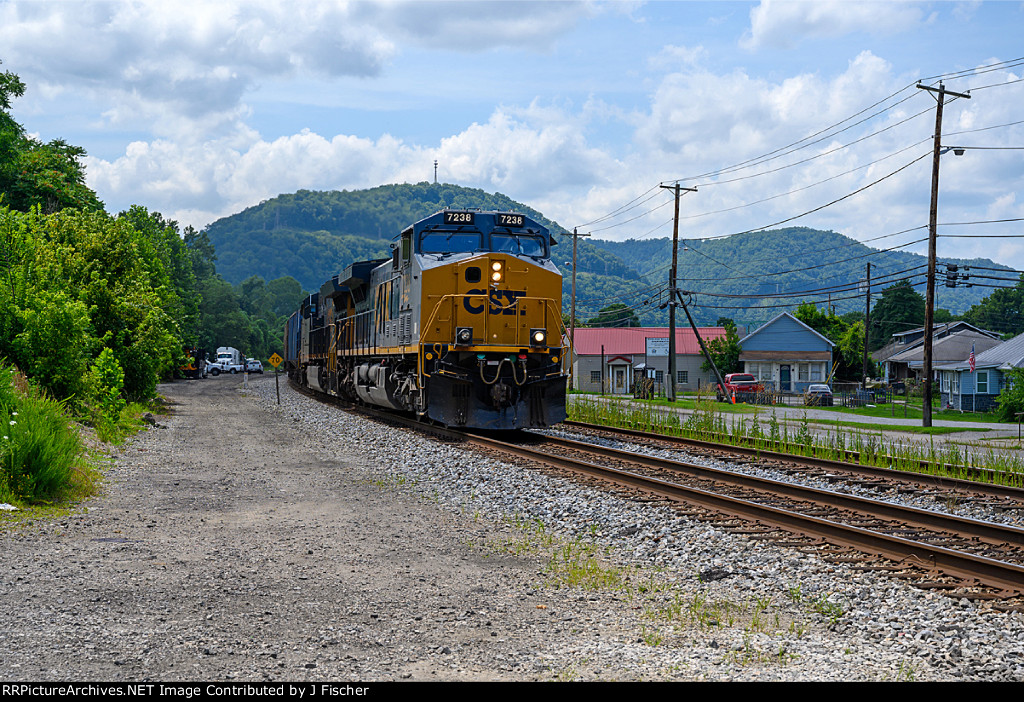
[283,209,567,430]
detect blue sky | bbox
[3,0,1023,273]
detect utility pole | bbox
[916,81,970,427]
[659,183,697,402]
[569,227,590,391]
[863,262,871,385]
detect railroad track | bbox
[561,419,1024,490]
[288,380,1024,607]
[557,421,1024,518]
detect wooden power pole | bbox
[659,183,696,402]
[916,81,970,427]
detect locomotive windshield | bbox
[491,233,548,258]
[420,231,483,254]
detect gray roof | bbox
[738,312,834,347]
[889,330,1001,367]
[892,321,1001,341]
[936,332,1024,372]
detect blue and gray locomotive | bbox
[283,209,567,430]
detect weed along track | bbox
[557,421,1024,518]
[452,428,1024,606]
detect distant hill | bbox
[589,227,1008,326]
[206,183,567,291]
[204,185,1013,327]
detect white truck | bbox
[207,346,245,376]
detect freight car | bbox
[283,209,568,430]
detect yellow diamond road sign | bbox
[268,353,283,368]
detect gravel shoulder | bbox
[2,375,1022,682]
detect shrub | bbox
[0,365,83,504]
[996,368,1024,423]
[11,288,92,402]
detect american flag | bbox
[969,344,976,373]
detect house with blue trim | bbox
[739,312,834,393]
[937,332,1024,412]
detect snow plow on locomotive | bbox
[283,209,568,430]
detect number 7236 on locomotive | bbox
[283,209,568,430]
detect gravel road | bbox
[2,375,1022,682]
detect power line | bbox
[665,85,925,184]
[578,57,1024,236]
[690,106,934,189]
[685,152,931,243]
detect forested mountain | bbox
[207,186,1009,329]
[206,183,567,290]
[590,228,1004,326]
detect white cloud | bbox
[85,100,617,230]
[0,1,396,135]
[351,0,594,52]
[0,0,596,138]
[9,1,1022,274]
[741,0,926,50]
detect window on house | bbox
[798,363,809,382]
[977,371,988,394]
[941,373,950,393]
[655,370,664,383]
[590,370,601,383]
[810,363,823,382]
[677,370,688,384]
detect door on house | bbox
[613,366,626,393]
[780,364,791,392]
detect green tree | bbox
[0,64,103,215]
[836,321,865,382]
[996,367,1024,422]
[795,302,862,380]
[12,288,91,400]
[2,204,190,402]
[962,275,1024,337]
[586,303,640,327]
[702,321,742,376]
[0,61,27,201]
[869,280,925,351]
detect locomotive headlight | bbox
[490,260,503,283]
[455,327,473,345]
[530,328,547,347]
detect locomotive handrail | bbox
[416,292,564,389]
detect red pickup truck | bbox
[716,373,764,401]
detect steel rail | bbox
[562,419,1024,499]
[531,432,1024,548]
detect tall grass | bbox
[568,397,1024,487]
[0,365,86,505]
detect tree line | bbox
[1,63,305,411]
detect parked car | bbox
[246,358,263,374]
[716,373,764,401]
[803,384,834,406]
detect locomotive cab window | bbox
[420,231,482,254]
[401,231,412,264]
[491,233,547,258]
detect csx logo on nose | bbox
[464,289,526,315]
